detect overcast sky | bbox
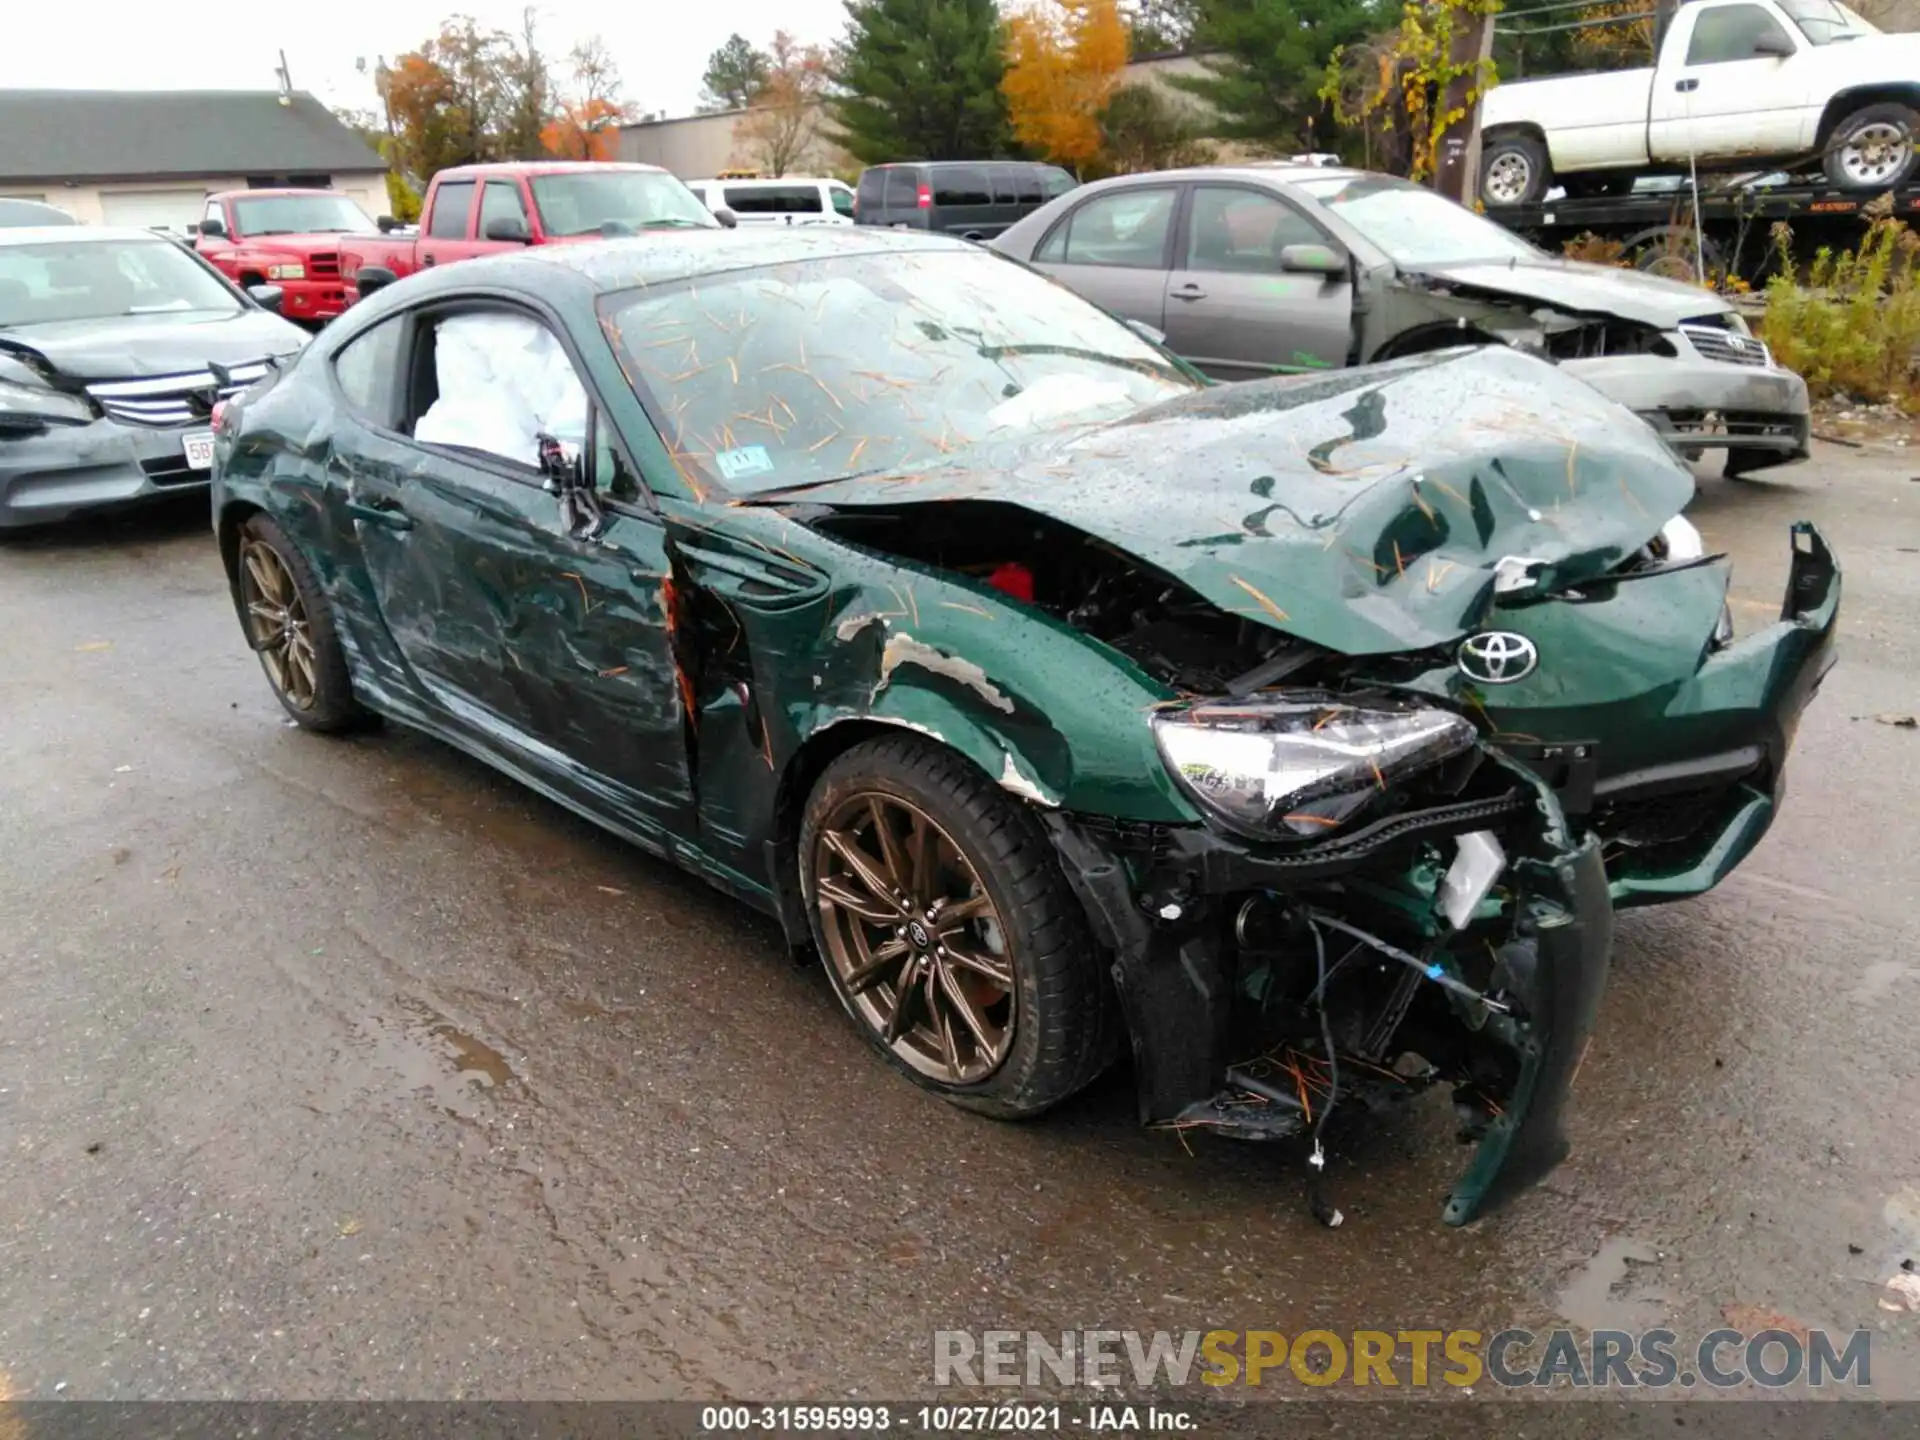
[0,2,851,120]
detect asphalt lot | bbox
[1,441,1917,1411]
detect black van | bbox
[853,161,1078,239]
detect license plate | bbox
[182,431,215,470]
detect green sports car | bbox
[210,229,1838,1225]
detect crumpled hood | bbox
[0,307,306,382]
[1413,257,1729,329]
[762,346,1696,657]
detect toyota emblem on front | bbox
[1457,631,1539,684]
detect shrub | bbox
[1761,214,1920,408]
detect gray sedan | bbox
[992,164,1809,476]
[0,227,309,528]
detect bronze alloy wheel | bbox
[811,791,1016,1085]
[239,537,318,710]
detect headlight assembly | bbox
[0,375,91,428]
[1152,699,1478,839]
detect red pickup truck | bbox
[341,162,722,299]
[195,188,385,324]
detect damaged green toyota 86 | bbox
[210,229,1838,1224]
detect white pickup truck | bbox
[1478,0,1918,205]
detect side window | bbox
[1040,187,1177,268]
[1185,187,1326,273]
[830,185,856,217]
[332,314,407,427]
[856,169,886,213]
[1006,167,1043,207]
[202,199,223,230]
[591,407,642,504]
[405,310,590,473]
[1040,167,1077,198]
[426,180,475,239]
[1686,4,1793,62]
[882,167,919,210]
[934,166,991,206]
[478,180,528,236]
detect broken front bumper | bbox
[1044,759,1613,1228]
[1562,350,1811,468]
[0,416,212,528]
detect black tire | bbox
[234,511,365,731]
[799,734,1117,1119]
[1480,134,1550,207]
[1823,102,1920,192]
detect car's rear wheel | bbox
[800,735,1115,1118]
[1824,103,1919,191]
[235,513,363,731]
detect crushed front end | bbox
[1045,698,1612,1227]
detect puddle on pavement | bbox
[1556,1236,1673,1331]
[316,997,523,1121]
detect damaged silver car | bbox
[993,165,1809,478]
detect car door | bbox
[330,300,694,837]
[415,179,480,269]
[1158,183,1352,379]
[1646,1,1812,161]
[1028,182,1180,333]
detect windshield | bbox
[1295,174,1540,267]
[0,238,240,326]
[1779,0,1877,41]
[231,193,377,236]
[600,248,1198,495]
[529,172,718,236]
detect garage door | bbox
[100,189,206,235]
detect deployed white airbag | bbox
[413,312,589,468]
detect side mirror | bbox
[535,432,586,493]
[483,216,530,243]
[199,217,227,238]
[1122,317,1167,347]
[377,214,401,234]
[246,284,284,314]
[713,206,739,229]
[1278,242,1348,277]
[352,266,398,299]
[1751,30,1793,57]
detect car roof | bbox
[1087,163,1376,190]
[209,187,353,201]
[0,224,200,247]
[0,198,77,227]
[439,161,669,179]
[693,176,837,186]
[407,225,981,299]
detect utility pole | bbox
[1429,2,1498,205]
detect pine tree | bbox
[1171,0,1393,151]
[830,0,1014,162]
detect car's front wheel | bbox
[800,734,1116,1118]
[234,512,363,731]
[1480,134,1550,207]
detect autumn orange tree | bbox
[1002,0,1129,172]
[541,37,631,161]
[733,32,831,176]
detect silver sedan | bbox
[991,164,1809,477]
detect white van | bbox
[685,177,856,227]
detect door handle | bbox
[1172,283,1207,301]
[347,499,414,531]
[1675,77,1699,92]
[422,253,437,267]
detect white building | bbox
[0,89,390,234]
